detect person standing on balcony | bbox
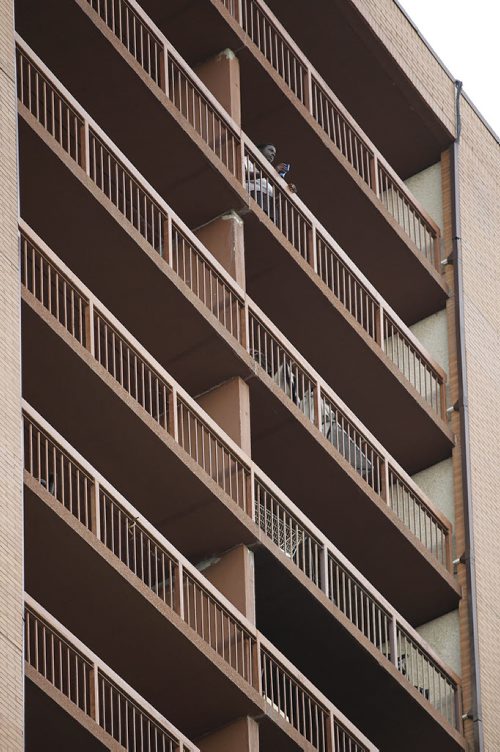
[245,144,295,222]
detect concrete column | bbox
[195,211,246,289]
[202,545,256,624]
[195,49,241,126]
[197,376,251,456]
[198,716,259,752]
[0,1,24,750]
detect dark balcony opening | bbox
[26,679,108,752]
[253,549,464,752]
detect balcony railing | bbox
[24,407,377,752]
[22,310,460,735]
[25,596,197,752]
[20,220,452,575]
[16,38,452,564]
[17,11,448,420]
[216,0,441,266]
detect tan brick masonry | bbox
[0,0,24,748]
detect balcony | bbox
[127,0,448,321]
[15,37,454,474]
[19,223,459,623]
[11,0,446,390]
[22,438,377,752]
[23,407,464,750]
[25,595,198,751]
[259,0,455,177]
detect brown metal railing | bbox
[316,232,379,340]
[23,411,377,752]
[167,55,240,175]
[23,404,459,733]
[320,391,384,495]
[99,490,178,608]
[396,626,458,727]
[328,554,391,660]
[94,311,171,430]
[171,223,244,342]
[23,417,93,528]
[99,673,181,752]
[217,0,441,266]
[16,47,83,162]
[20,219,452,578]
[311,78,373,188]
[383,314,445,417]
[25,600,196,751]
[25,605,93,715]
[20,231,88,346]
[16,38,446,422]
[89,130,165,255]
[261,648,329,750]
[244,146,311,259]
[183,571,256,684]
[88,0,164,86]
[255,479,322,587]
[388,470,448,567]
[177,397,251,511]
[248,310,316,420]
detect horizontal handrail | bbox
[22,300,460,735]
[25,595,197,752]
[15,38,452,562]
[216,0,442,267]
[23,406,377,752]
[25,5,448,419]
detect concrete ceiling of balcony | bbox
[16,0,448,328]
[18,116,453,478]
[21,294,458,626]
[255,549,464,752]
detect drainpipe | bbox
[451,79,484,751]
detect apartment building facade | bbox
[0,0,498,750]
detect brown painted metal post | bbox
[370,153,380,198]
[326,712,335,752]
[84,299,95,356]
[89,664,100,724]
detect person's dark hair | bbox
[257,143,275,151]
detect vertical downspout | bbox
[451,80,484,751]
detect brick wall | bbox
[0,0,24,748]
[352,0,457,135]
[459,99,500,752]
[354,2,500,749]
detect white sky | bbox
[398,0,500,137]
